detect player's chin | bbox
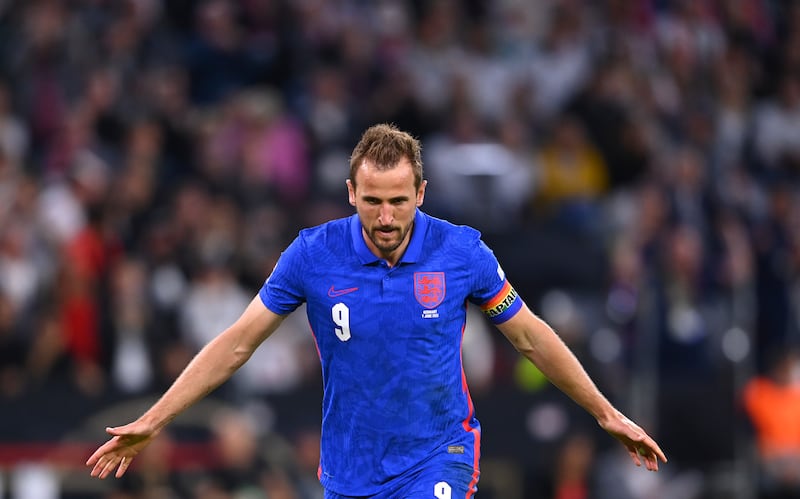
[377,241,404,255]
[373,230,399,246]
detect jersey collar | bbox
[350,209,428,265]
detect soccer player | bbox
[87,124,667,498]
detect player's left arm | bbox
[495,304,668,471]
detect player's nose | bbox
[378,204,394,225]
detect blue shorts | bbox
[324,461,479,499]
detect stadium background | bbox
[0,0,799,497]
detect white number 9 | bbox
[434,481,452,499]
[332,302,351,341]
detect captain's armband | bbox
[480,281,523,324]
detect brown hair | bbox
[349,124,424,189]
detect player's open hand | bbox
[599,412,667,471]
[86,422,159,479]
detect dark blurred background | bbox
[1,0,800,498]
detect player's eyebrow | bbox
[361,195,410,203]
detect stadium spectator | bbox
[743,347,800,499]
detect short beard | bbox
[368,220,414,255]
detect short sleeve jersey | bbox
[259,210,523,496]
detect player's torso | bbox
[305,248,471,407]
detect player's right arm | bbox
[86,296,285,479]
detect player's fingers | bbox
[89,462,101,477]
[99,457,120,479]
[105,425,129,436]
[86,446,106,466]
[89,455,110,477]
[636,446,660,471]
[627,447,642,467]
[640,436,667,464]
[86,449,108,467]
[652,442,668,463]
[642,451,657,471]
[86,437,121,466]
[116,457,132,478]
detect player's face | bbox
[347,158,426,264]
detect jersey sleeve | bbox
[468,239,524,324]
[258,235,307,315]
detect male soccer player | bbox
[87,124,666,498]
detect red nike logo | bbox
[328,285,359,297]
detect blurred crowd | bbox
[1,0,800,498]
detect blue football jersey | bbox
[258,210,523,496]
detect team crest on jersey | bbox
[414,272,445,309]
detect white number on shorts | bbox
[332,302,351,341]
[434,481,452,499]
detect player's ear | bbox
[346,179,356,206]
[416,179,427,207]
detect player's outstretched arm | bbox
[86,296,285,479]
[496,304,667,471]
